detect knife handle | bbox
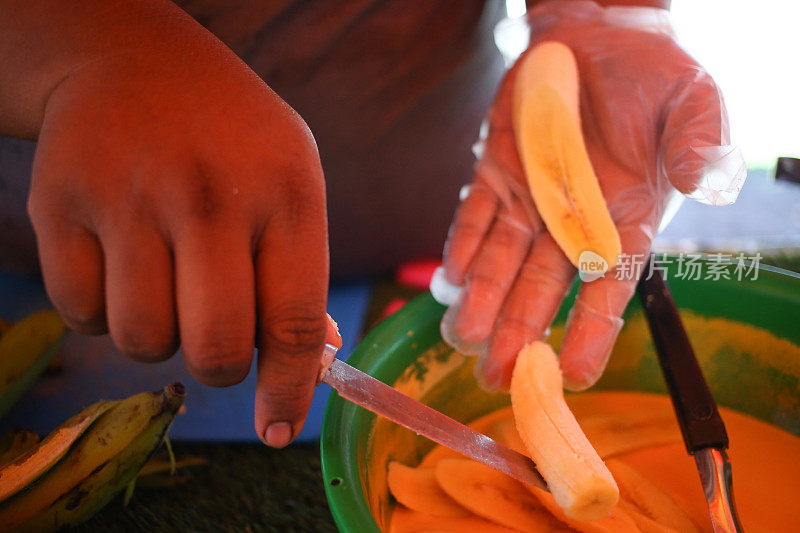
[636,254,728,453]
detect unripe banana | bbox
[0,310,66,418]
[0,383,185,532]
[0,400,114,502]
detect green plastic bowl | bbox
[321,262,800,532]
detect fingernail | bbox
[481,366,501,390]
[476,356,503,392]
[264,421,293,448]
[430,266,463,306]
[562,349,601,391]
[563,373,594,392]
[563,344,615,391]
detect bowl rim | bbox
[321,293,440,533]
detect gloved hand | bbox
[432,0,746,392]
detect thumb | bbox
[660,68,746,206]
[254,185,330,448]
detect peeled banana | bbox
[513,41,621,270]
[608,459,699,533]
[510,341,618,521]
[579,409,682,459]
[387,461,471,518]
[435,458,564,531]
[0,383,185,532]
[0,310,66,418]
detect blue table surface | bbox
[0,272,372,442]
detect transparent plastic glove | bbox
[434,0,746,392]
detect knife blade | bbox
[321,357,548,490]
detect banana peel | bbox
[0,430,40,468]
[0,401,114,502]
[0,310,66,418]
[0,383,185,532]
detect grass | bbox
[84,442,337,532]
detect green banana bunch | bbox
[0,383,185,532]
[0,310,66,418]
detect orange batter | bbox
[389,391,800,532]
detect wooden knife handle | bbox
[636,254,728,453]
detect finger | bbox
[28,208,106,334]
[454,202,537,344]
[559,223,651,390]
[442,56,527,287]
[661,69,746,206]
[479,234,575,391]
[442,181,498,285]
[102,220,177,361]
[485,53,522,134]
[255,193,328,448]
[174,224,256,387]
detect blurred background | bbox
[660,0,800,252]
[671,0,798,168]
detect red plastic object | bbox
[395,259,441,289]
[380,298,408,319]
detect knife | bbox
[318,351,548,491]
[637,254,744,533]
